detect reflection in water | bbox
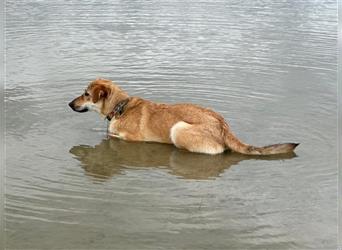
[70,138,297,180]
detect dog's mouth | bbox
[75,107,89,113]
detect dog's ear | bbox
[93,85,110,103]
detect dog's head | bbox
[68,78,128,116]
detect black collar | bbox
[106,98,130,121]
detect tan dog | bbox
[69,78,299,155]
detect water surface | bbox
[5,0,337,249]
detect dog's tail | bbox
[223,127,299,155]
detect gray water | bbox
[5,0,337,249]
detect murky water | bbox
[5,0,337,249]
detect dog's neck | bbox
[102,88,130,120]
[106,98,130,121]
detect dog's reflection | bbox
[69,139,297,180]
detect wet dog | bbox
[69,78,299,155]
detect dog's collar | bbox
[106,98,130,121]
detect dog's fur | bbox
[69,78,299,155]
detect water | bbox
[5,0,337,249]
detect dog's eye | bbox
[84,92,89,96]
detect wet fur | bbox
[69,79,299,155]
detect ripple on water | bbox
[5,0,337,249]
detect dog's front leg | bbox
[108,132,122,139]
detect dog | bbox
[69,78,299,155]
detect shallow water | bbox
[5,0,337,249]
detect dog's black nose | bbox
[68,101,74,109]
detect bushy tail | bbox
[223,129,299,155]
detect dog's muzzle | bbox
[69,101,89,113]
